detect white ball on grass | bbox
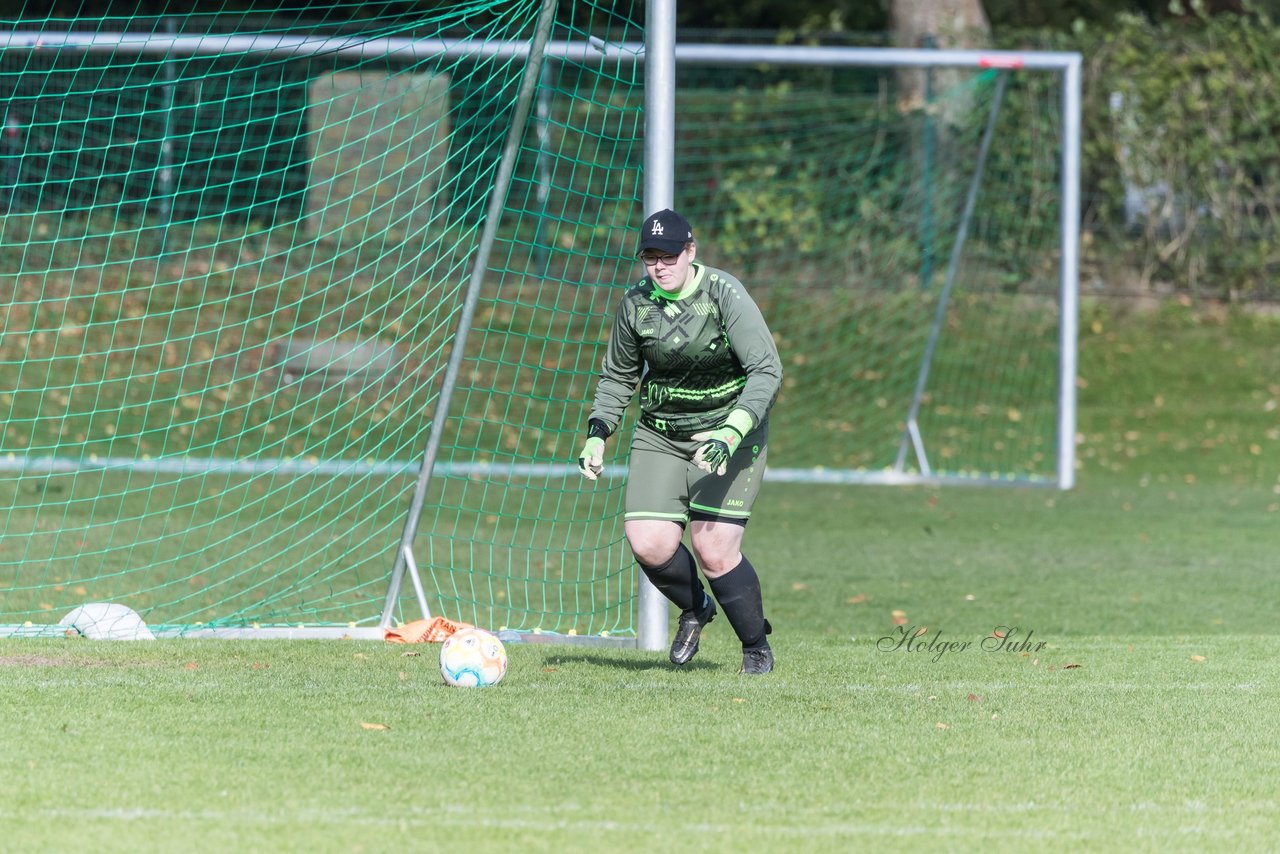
[439,627,508,688]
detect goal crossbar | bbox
[0,29,1080,72]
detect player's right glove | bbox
[690,409,755,477]
[690,426,743,477]
[577,419,612,481]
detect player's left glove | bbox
[576,419,613,481]
[577,437,605,480]
[690,410,754,477]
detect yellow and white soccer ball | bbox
[439,627,508,688]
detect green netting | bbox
[672,65,1066,479]
[0,6,1071,638]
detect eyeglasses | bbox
[638,251,682,266]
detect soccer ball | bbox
[439,627,508,688]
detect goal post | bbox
[665,43,1081,492]
[376,0,561,634]
[0,4,1079,645]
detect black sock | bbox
[708,555,772,650]
[637,543,706,613]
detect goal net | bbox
[0,4,1078,641]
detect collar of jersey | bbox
[648,264,704,301]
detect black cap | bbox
[637,209,693,255]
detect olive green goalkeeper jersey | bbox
[589,264,783,439]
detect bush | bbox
[1072,9,1280,299]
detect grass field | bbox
[3,303,1279,850]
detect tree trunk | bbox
[889,0,991,113]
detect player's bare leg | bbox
[625,519,716,665]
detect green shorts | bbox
[624,422,769,526]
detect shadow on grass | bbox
[541,652,724,673]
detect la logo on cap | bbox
[651,221,664,235]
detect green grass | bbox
[4,481,1280,849]
[2,626,1276,849]
[4,305,1280,849]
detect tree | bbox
[888,0,991,111]
[890,0,990,46]
[673,0,886,32]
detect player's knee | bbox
[625,531,680,567]
[690,539,740,576]
[696,550,741,577]
[690,524,746,576]
[630,541,677,567]
[625,520,684,566]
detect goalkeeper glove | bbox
[577,419,612,481]
[691,410,754,477]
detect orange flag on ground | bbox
[384,616,473,644]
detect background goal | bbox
[0,3,1078,642]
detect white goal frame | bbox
[0,7,1080,651]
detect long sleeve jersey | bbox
[588,263,783,439]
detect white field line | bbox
[0,803,1263,839]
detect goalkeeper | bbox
[577,209,783,675]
